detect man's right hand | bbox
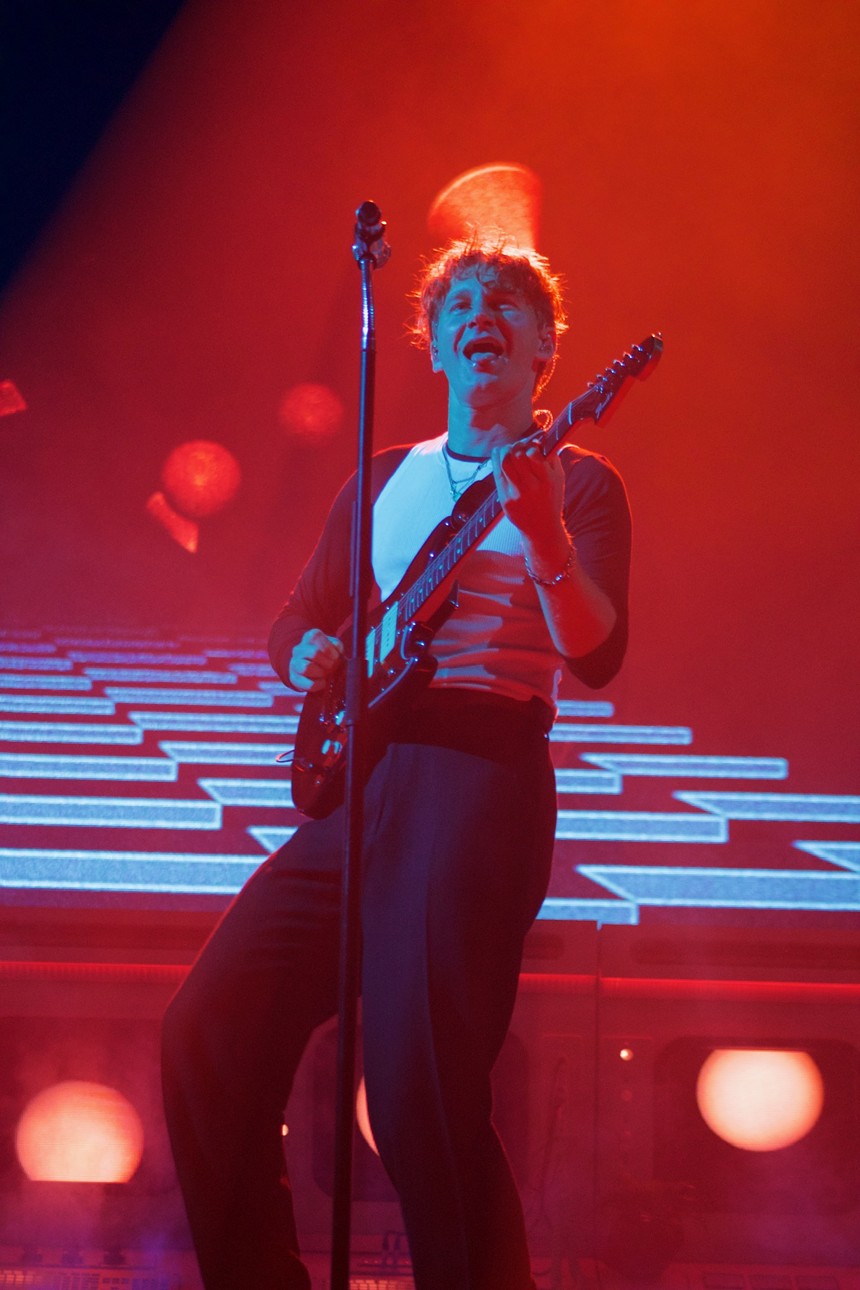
[288,629,345,693]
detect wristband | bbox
[523,543,576,587]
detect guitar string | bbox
[384,398,575,648]
[409,489,497,616]
[391,358,645,632]
[302,343,657,805]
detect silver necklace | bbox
[441,444,490,502]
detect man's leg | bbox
[360,715,556,1290]
[162,812,343,1290]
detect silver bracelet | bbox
[523,543,576,587]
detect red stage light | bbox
[0,379,27,417]
[427,162,542,249]
[278,382,344,441]
[15,1079,145,1183]
[696,1048,824,1151]
[161,439,241,519]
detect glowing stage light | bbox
[696,1048,824,1151]
[15,1080,145,1182]
[161,439,241,519]
[0,378,27,417]
[278,383,344,441]
[427,162,542,249]
[145,490,199,553]
[356,1076,379,1157]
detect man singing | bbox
[162,237,631,1290]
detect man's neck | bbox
[445,391,536,457]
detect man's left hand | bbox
[491,439,565,546]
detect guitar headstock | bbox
[591,333,663,421]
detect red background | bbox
[1,0,857,791]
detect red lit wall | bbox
[0,0,857,791]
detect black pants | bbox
[162,692,557,1290]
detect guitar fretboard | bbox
[372,333,661,652]
[396,489,500,627]
[393,385,597,631]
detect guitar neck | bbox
[395,387,599,628]
[390,333,662,632]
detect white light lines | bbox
[0,629,855,921]
[537,896,636,925]
[83,667,241,684]
[0,753,177,782]
[556,810,727,843]
[554,768,620,795]
[0,848,260,894]
[674,791,860,823]
[0,696,117,716]
[0,673,92,690]
[104,686,273,707]
[580,753,788,779]
[127,712,296,733]
[551,723,692,745]
[794,841,860,870]
[0,720,143,745]
[0,793,221,829]
[576,864,860,913]
[198,778,293,809]
[158,740,288,766]
[247,827,296,852]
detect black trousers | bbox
[162,692,557,1290]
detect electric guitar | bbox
[290,334,662,818]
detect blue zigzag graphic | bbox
[0,627,856,923]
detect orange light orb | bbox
[278,383,344,441]
[355,1076,379,1157]
[161,439,241,519]
[428,162,542,250]
[696,1048,824,1152]
[16,1080,145,1182]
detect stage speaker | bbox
[592,926,860,1276]
[0,963,189,1261]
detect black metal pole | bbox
[329,203,390,1290]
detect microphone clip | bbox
[352,200,391,268]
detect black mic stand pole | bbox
[330,201,391,1290]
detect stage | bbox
[1,1,858,1284]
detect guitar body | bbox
[290,334,662,819]
[291,481,495,818]
[291,650,437,820]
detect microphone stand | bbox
[330,201,391,1290]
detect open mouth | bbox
[463,337,504,361]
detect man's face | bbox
[431,271,555,411]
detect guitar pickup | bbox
[379,601,399,664]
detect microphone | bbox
[352,201,391,268]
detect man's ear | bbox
[430,342,442,373]
[537,329,556,362]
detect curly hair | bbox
[409,236,568,396]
